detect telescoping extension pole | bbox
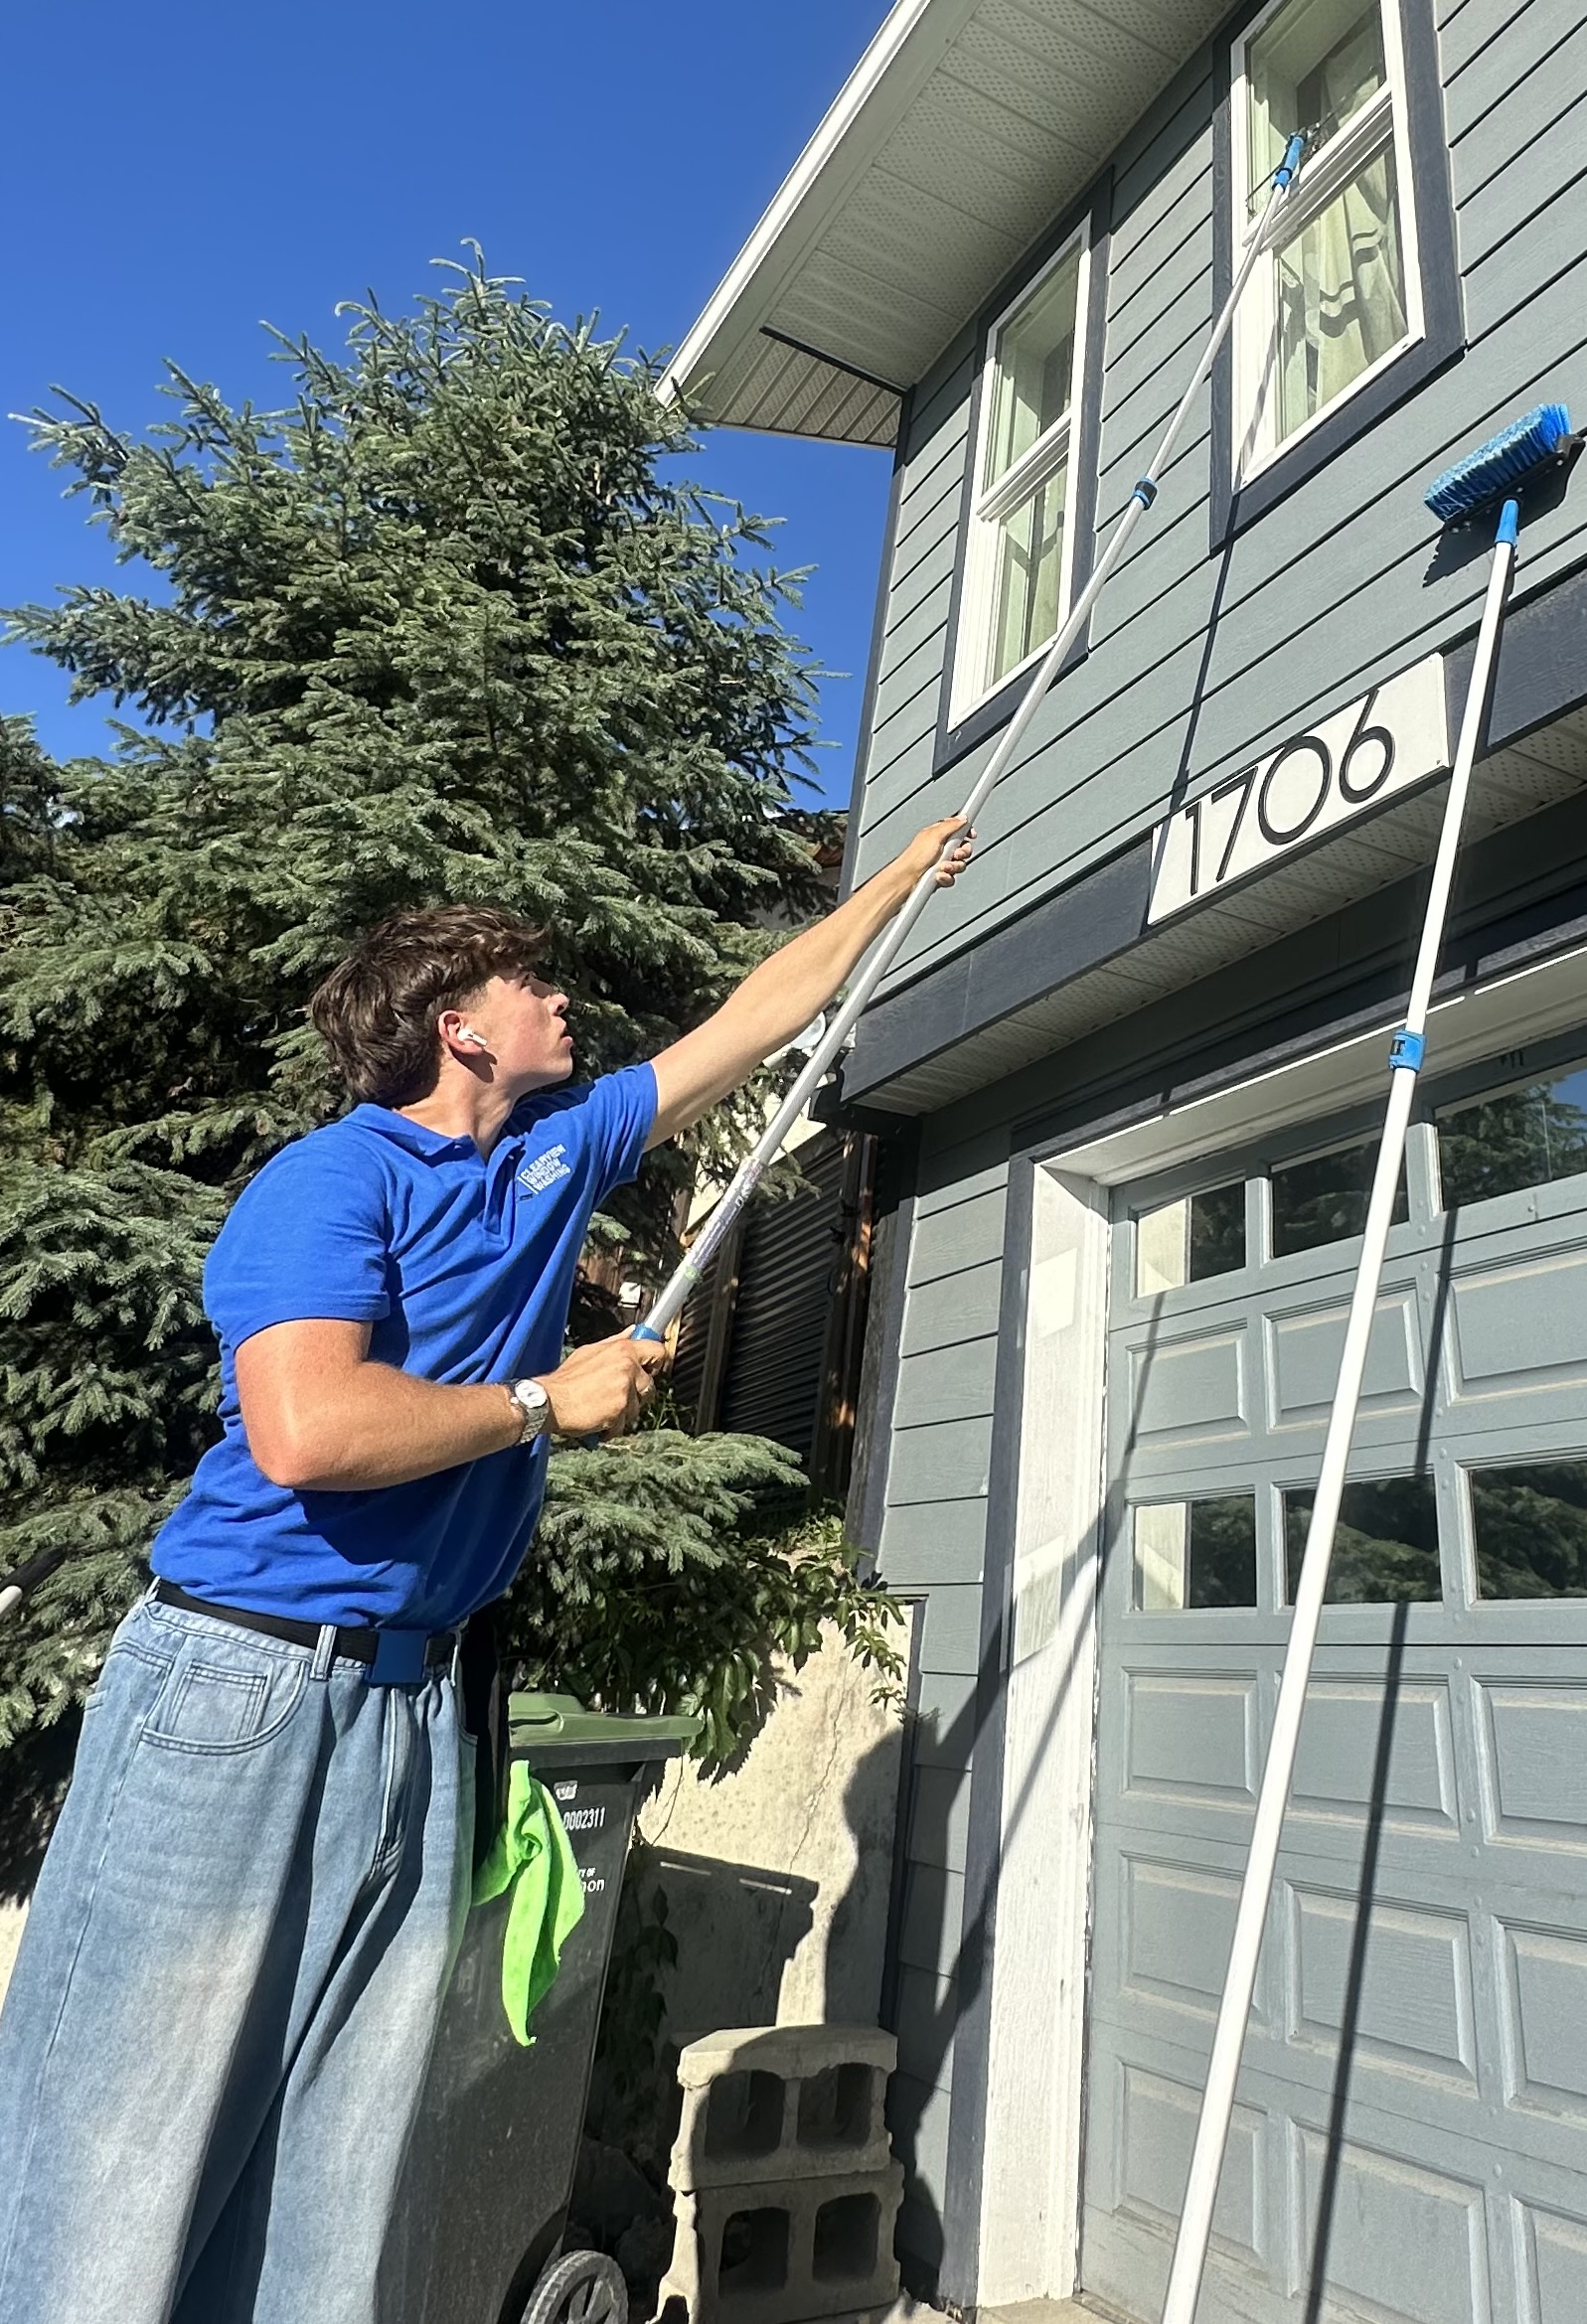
[1159,401,1578,2323]
[637,134,1308,1348]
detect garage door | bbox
[1080,1024,1587,2324]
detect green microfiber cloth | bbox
[472,1761,585,2044]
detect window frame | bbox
[1230,0,1423,484]
[946,222,1095,731]
[1207,0,1461,542]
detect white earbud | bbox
[458,1029,490,1050]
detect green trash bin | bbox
[384,1692,696,2324]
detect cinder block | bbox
[657,2160,904,2324]
[671,2026,896,2193]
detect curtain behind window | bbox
[1274,18,1407,437]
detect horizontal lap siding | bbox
[845,0,1587,993]
[874,1129,1010,2278]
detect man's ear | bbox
[437,1009,490,1061]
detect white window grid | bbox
[1230,0,1425,484]
[950,225,1093,728]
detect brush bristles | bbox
[1426,402,1573,521]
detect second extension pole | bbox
[639,132,1309,1347]
[1157,495,1521,2324]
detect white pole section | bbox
[1159,501,1519,2324]
[640,141,1309,1344]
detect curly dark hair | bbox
[309,903,548,1107]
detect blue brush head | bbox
[1426,402,1573,522]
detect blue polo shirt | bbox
[150,1064,657,1630]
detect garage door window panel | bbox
[1134,1494,1259,1611]
[1469,1460,1587,1600]
[1270,1134,1408,1258]
[1283,1473,1439,1603]
[1136,1178,1248,1296]
[1437,1060,1587,1210]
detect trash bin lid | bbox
[507,1690,698,1766]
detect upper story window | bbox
[951,230,1091,724]
[1231,0,1422,482]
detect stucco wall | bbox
[635,1612,912,2040]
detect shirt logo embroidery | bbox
[518,1143,571,1197]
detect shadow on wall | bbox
[645,1850,821,2036]
[634,1615,914,2039]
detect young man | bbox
[0,814,971,2324]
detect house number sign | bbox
[1147,654,1450,926]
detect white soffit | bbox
[662,0,1232,448]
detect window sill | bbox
[935,625,1090,775]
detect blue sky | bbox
[1,0,894,807]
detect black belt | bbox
[150,1579,457,1686]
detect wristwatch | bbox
[506,1378,553,1446]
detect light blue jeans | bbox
[0,1592,473,2324]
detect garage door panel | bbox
[1120,2063,1269,2261]
[1451,1250,1587,1400]
[1269,1290,1425,1431]
[1517,2196,1587,2324]
[1084,2046,1271,2266]
[1288,1676,1461,1836]
[1093,1851,1492,2108]
[1287,2123,1491,2324]
[1114,1852,1274,2029]
[1121,1666,1259,1806]
[1285,1883,1479,2092]
[1083,2051,1534,2324]
[1128,1323,1250,1446]
[1475,1681,1587,1855]
[1499,1921,1587,2133]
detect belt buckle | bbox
[368,1628,428,1687]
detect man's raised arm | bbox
[646,815,973,1150]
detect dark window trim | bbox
[1208,0,1463,546]
[932,171,1114,777]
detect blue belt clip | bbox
[369,1627,428,1686]
[1388,1027,1426,1073]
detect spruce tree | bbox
[0,253,896,1758]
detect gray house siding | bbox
[845,0,1587,995]
[873,1131,1011,2276]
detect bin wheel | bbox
[520,2247,628,2324]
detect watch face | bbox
[513,1381,549,1440]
